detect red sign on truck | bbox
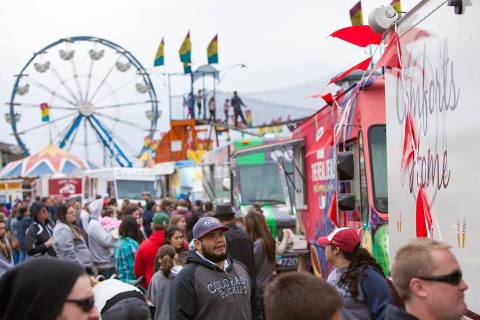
[48,178,82,199]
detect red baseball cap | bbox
[317,227,360,253]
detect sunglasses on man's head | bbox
[418,270,463,286]
[65,296,95,312]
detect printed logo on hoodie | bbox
[206,275,249,299]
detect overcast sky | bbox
[0,0,419,154]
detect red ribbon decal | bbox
[416,186,433,238]
[328,192,339,227]
[401,113,418,171]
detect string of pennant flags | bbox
[320,0,438,240]
[152,32,218,74]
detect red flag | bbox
[328,192,339,227]
[401,113,418,171]
[329,57,372,84]
[321,93,335,105]
[308,93,333,101]
[375,32,402,70]
[416,186,433,237]
[330,25,382,47]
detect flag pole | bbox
[49,120,52,145]
[190,70,195,119]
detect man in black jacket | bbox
[214,204,256,281]
[170,217,262,320]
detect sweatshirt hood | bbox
[170,265,183,278]
[150,229,166,246]
[88,199,103,220]
[186,251,233,272]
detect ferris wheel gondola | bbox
[7,36,160,167]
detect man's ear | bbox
[194,239,202,252]
[409,278,428,299]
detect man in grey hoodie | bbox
[87,199,116,278]
[170,217,262,320]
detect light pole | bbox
[149,70,187,122]
[219,63,247,83]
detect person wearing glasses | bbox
[25,202,56,257]
[385,238,469,320]
[0,257,99,320]
[53,205,92,270]
[318,227,393,320]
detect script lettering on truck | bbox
[397,40,459,197]
[396,39,459,214]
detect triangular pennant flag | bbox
[330,25,382,47]
[179,32,191,63]
[329,57,372,84]
[307,93,335,106]
[391,0,402,17]
[375,32,402,70]
[320,93,335,105]
[154,38,165,67]
[207,34,218,64]
[349,1,364,26]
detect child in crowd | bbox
[147,245,183,320]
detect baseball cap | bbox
[317,227,360,253]
[152,212,169,227]
[193,217,229,240]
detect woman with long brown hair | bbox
[114,215,143,284]
[0,216,14,275]
[52,204,92,269]
[164,226,188,266]
[318,227,393,320]
[244,209,276,297]
[169,214,187,239]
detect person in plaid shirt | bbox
[114,216,143,284]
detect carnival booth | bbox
[0,144,92,200]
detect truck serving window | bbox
[117,180,155,200]
[368,125,388,213]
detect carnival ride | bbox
[6,36,160,167]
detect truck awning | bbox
[233,138,304,157]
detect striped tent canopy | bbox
[0,145,93,178]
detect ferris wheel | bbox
[6,36,160,167]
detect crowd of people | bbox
[0,194,471,320]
